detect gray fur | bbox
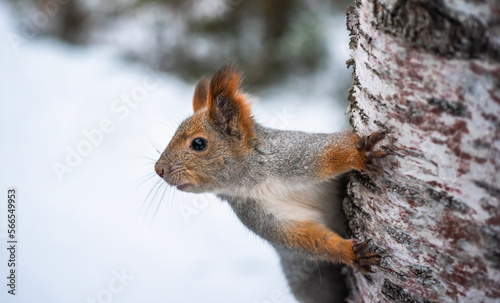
[277,248,349,303]
[217,124,344,186]
[157,115,351,302]
[216,123,350,302]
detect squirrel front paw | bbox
[351,239,381,273]
[356,131,388,172]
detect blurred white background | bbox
[0,1,351,302]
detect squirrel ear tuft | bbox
[193,78,210,113]
[207,64,255,143]
[209,64,242,100]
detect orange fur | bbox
[284,221,356,266]
[193,78,210,112]
[318,131,366,178]
[206,64,255,147]
[172,115,206,143]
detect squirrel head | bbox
[155,64,256,193]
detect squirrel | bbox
[154,64,386,303]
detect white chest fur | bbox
[224,180,338,225]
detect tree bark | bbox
[344,0,500,302]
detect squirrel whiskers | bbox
[155,64,386,303]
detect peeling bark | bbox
[344,0,500,302]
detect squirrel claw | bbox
[366,150,388,160]
[365,162,384,173]
[357,131,387,172]
[356,131,386,151]
[352,238,370,252]
[352,239,381,274]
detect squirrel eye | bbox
[191,137,208,151]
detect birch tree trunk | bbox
[344,0,500,302]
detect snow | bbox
[0,2,349,303]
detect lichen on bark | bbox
[344,0,500,302]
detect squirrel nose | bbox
[155,163,165,178]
